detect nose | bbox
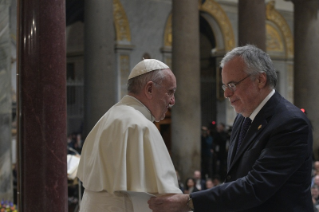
[224,87,233,98]
[169,95,175,106]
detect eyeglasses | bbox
[222,74,251,92]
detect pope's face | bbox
[152,69,176,122]
[222,56,260,117]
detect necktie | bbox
[237,117,252,152]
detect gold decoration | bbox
[163,0,235,51]
[166,57,172,68]
[164,13,172,47]
[113,0,131,42]
[200,0,235,51]
[266,23,284,52]
[266,1,293,58]
[258,125,262,130]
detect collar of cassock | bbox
[123,95,156,122]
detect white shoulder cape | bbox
[77,95,181,194]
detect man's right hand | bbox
[148,193,191,212]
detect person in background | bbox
[74,134,83,154]
[200,126,213,179]
[205,178,214,189]
[184,178,199,194]
[175,170,185,193]
[213,123,228,180]
[212,176,221,187]
[78,59,181,211]
[149,45,313,212]
[314,161,319,176]
[193,170,206,191]
[311,185,319,212]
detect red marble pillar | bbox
[238,0,266,51]
[17,0,67,211]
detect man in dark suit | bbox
[148,45,313,211]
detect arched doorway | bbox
[200,15,217,129]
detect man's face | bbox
[201,127,208,136]
[194,171,201,180]
[312,187,319,198]
[217,124,224,132]
[222,57,261,117]
[152,69,176,122]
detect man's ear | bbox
[258,73,267,89]
[144,81,154,99]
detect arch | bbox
[113,0,131,44]
[266,22,285,55]
[266,1,293,58]
[163,0,235,53]
[199,0,235,52]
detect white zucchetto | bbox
[128,59,169,80]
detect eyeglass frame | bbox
[222,74,252,92]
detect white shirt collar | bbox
[249,89,275,122]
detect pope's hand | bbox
[148,193,191,212]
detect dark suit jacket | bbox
[191,92,313,211]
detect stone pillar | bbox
[171,0,201,181]
[0,0,13,202]
[238,0,266,51]
[293,0,319,158]
[84,0,116,136]
[18,0,67,210]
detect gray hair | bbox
[220,45,277,88]
[127,69,166,94]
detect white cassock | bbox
[77,95,182,212]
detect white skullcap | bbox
[128,59,169,80]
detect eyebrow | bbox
[169,88,176,93]
[222,80,237,85]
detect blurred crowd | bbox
[201,123,231,182]
[67,132,83,208]
[174,123,230,195]
[176,170,221,194]
[67,132,83,155]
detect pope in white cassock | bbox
[77,59,182,212]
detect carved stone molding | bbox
[266,1,294,58]
[163,0,235,52]
[266,23,284,53]
[200,0,235,51]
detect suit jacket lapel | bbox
[227,116,244,170]
[230,118,268,169]
[227,91,282,174]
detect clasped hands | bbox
[148,193,191,212]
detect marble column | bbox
[18,0,67,210]
[238,0,266,51]
[171,0,201,181]
[84,0,116,136]
[293,0,319,158]
[0,0,13,202]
